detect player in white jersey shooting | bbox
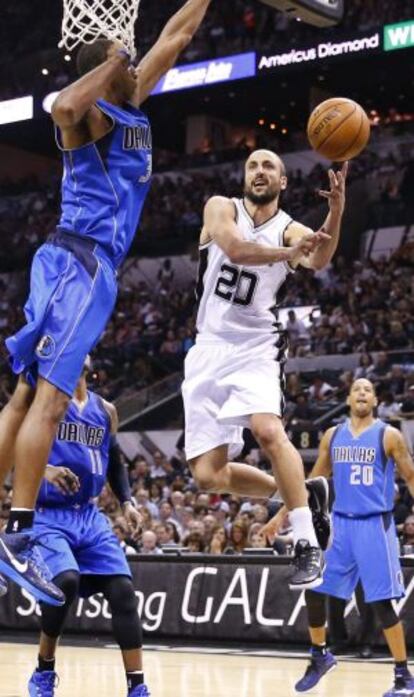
[182,149,348,588]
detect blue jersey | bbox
[56,98,152,268]
[330,419,395,517]
[37,391,111,506]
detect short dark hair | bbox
[76,39,112,76]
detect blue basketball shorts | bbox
[6,233,117,397]
[315,512,404,603]
[34,503,131,593]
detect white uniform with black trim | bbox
[182,198,295,460]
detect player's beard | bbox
[244,182,280,206]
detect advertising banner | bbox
[1,557,414,645]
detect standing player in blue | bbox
[27,358,147,697]
[0,0,213,604]
[294,379,414,697]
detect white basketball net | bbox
[59,0,141,57]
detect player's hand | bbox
[318,161,348,215]
[45,466,81,496]
[288,230,331,262]
[122,501,143,541]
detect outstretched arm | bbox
[285,162,348,270]
[133,0,212,106]
[52,46,130,129]
[203,196,330,267]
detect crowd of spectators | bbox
[2,0,411,98]
[1,138,411,273]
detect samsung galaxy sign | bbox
[151,52,256,94]
[258,31,381,71]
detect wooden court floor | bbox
[0,642,403,697]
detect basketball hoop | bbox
[58,0,141,57]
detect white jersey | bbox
[195,198,294,353]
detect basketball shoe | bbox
[383,667,414,696]
[306,476,332,551]
[28,670,58,696]
[128,685,151,696]
[295,649,337,692]
[0,573,8,596]
[0,533,64,605]
[289,539,325,590]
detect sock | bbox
[37,656,55,672]
[6,509,35,534]
[127,671,144,691]
[289,507,319,548]
[395,660,408,673]
[311,643,327,656]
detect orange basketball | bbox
[307,98,370,162]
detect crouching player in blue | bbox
[295,379,414,697]
[28,359,148,697]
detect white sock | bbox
[289,507,319,548]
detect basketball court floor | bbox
[0,640,405,696]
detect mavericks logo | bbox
[36,335,55,359]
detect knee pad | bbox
[54,570,80,604]
[40,570,80,638]
[370,600,399,629]
[103,576,138,615]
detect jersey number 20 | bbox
[214,264,258,306]
[350,464,374,486]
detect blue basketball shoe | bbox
[128,685,151,696]
[295,650,337,692]
[0,533,64,606]
[383,668,414,696]
[0,574,8,596]
[28,670,58,696]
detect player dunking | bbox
[0,0,213,604]
[182,149,348,588]
[265,379,414,697]
[28,358,147,697]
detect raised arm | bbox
[285,162,348,270]
[52,46,130,129]
[133,0,212,106]
[385,426,414,499]
[203,196,330,267]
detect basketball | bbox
[307,98,370,162]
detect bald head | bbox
[244,150,287,205]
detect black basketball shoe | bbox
[306,476,332,551]
[289,539,325,590]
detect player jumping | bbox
[182,149,348,588]
[264,379,414,697]
[0,0,213,604]
[27,358,147,697]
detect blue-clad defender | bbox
[293,379,414,697]
[0,0,213,605]
[28,358,148,697]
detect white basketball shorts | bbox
[182,337,285,460]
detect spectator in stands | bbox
[208,525,228,554]
[377,392,401,422]
[400,385,414,455]
[354,353,374,379]
[150,451,173,480]
[401,515,414,549]
[286,310,308,344]
[225,521,248,554]
[140,530,163,555]
[184,531,205,552]
[113,524,137,557]
[308,375,334,402]
[369,351,392,382]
